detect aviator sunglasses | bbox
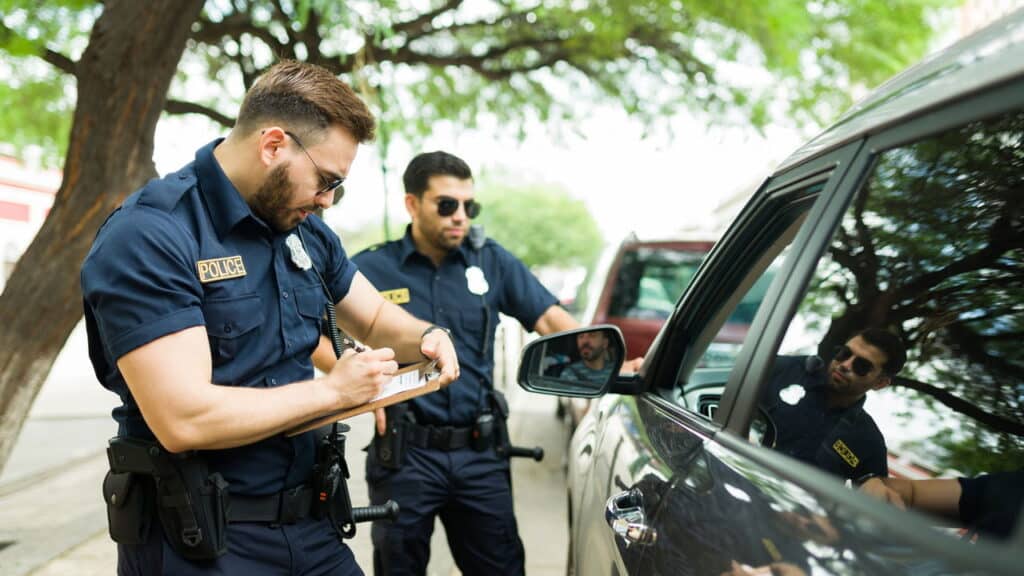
[284,131,346,205]
[436,196,482,219]
[832,345,880,377]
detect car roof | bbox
[778,8,1024,172]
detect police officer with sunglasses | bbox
[323,151,579,575]
[758,328,907,483]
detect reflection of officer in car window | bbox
[760,328,907,481]
[561,331,616,383]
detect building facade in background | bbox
[0,152,60,292]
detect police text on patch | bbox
[197,256,247,283]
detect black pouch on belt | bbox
[102,470,153,545]
[376,403,409,470]
[154,455,230,561]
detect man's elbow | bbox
[149,419,205,453]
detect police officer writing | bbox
[80,61,458,575]
[338,151,579,575]
[760,329,906,482]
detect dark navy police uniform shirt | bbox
[81,139,357,496]
[759,355,888,480]
[353,228,558,426]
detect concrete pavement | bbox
[0,321,570,575]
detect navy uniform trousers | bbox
[366,444,524,576]
[118,516,362,575]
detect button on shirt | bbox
[81,139,357,495]
[759,356,888,480]
[353,229,558,426]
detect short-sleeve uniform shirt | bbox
[81,139,357,495]
[353,229,558,426]
[759,355,888,480]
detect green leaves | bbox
[475,177,603,270]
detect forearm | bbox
[533,304,579,335]
[161,377,340,451]
[118,326,363,452]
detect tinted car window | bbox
[672,183,824,417]
[770,109,1024,538]
[608,247,704,320]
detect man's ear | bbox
[257,127,287,167]
[873,374,892,391]
[404,193,418,218]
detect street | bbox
[0,321,570,576]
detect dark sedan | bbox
[519,9,1024,576]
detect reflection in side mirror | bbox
[517,325,625,397]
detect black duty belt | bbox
[229,485,313,524]
[404,422,474,451]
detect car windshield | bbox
[607,247,705,320]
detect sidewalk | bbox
[0,324,568,575]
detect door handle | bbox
[605,488,657,546]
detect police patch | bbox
[380,288,410,304]
[197,256,246,283]
[832,439,860,468]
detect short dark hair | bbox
[235,60,375,143]
[856,328,907,375]
[402,151,472,197]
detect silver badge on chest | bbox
[466,266,489,295]
[285,233,312,270]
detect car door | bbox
[637,82,1024,575]
[568,143,861,575]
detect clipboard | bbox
[286,359,441,436]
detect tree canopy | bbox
[1,0,953,164]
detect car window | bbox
[608,247,704,320]
[767,109,1024,540]
[672,184,822,417]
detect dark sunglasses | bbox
[436,196,482,218]
[832,345,879,377]
[284,131,345,205]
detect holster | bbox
[106,437,229,561]
[486,390,512,457]
[375,403,409,470]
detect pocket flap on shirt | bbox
[203,294,264,339]
[294,284,326,320]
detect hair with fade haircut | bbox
[402,151,473,197]
[234,59,375,143]
[855,328,907,375]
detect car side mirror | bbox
[517,325,626,397]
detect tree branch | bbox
[165,99,234,128]
[0,22,77,76]
[393,0,465,38]
[893,376,1024,437]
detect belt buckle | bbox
[430,426,453,448]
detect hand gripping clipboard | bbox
[286,359,441,436]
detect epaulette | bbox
[135,168,195,213]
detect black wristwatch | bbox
[421,325,453,342]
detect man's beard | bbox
[251,163,306,232]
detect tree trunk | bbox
[0,0,204,474]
